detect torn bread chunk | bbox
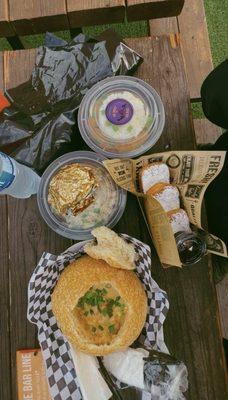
[140,163,170,193]
[84,226,137,270]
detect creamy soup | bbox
[74,284,126,345]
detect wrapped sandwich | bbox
[104,151,227,267]
[140,162,192,235]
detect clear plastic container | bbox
[37,151,127,240]
[78,76,165,158]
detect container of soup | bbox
[37,151,127,240]
[78,76,165,158]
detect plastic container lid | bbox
[78,76,165,158]
[37,151,127,240]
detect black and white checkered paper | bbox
[27,235,169,400]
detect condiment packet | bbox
[27,234,169,400]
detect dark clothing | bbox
[205,136,228,246]
[201,59,228,130]
[201,59,228,246]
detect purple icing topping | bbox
[105,98,133,125]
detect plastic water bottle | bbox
[0,152,40,198]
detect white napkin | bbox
[103,347,149,390]
[70,345,112,400]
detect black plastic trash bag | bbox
[0,30,142,171]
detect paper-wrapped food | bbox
[104,151,228,267]
[103,347,188,400]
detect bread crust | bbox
[83,246,134,270]
[139,162,170,193]
[146,182,172,196]
[84,226,137,270]
[52,255,147,356]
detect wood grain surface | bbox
[3,0,185,36]
[149,16,178,34]
[0,53,12,400]
[127,35,195,152]
[8,0,69,35]
[67,0,125,28]
[0,0,14,37]
[194,118,222,146]
[3,48,72,400]
[1,37,227,399]
[126,0,184,21]
[216,274,228,340]
[177,0,213,101]
[149,0,214,101]
[0,195,11,400]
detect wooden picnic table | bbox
[0,30,227,400]
[0,0,184,37]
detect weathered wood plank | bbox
[3,48,72,400]
[178,0,213,101]
[0,197,11,400]
[212,256,228,341]
[4,49,37,86]
[124,36,227,400]
[216,274,228,341]
[127,35,195,152]
[0,44,4,88]
[67,0,125,28]
[0,52,12,400]
[126,0,184,21]
[0,0,14,37]
[149,16,178,34]
[149,0,214,101]
[194,118,221,146]
[8,0,69,36]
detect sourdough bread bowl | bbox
[52,230,147,356]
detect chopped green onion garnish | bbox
[108,325,115,333]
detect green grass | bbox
[20,31,70,48]
[0,37,11,50]
[0,21,148,49]
[191,103,204,119]
[84,20,148,37]
[204,0,228,67]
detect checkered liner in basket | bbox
[27,234,169,400]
